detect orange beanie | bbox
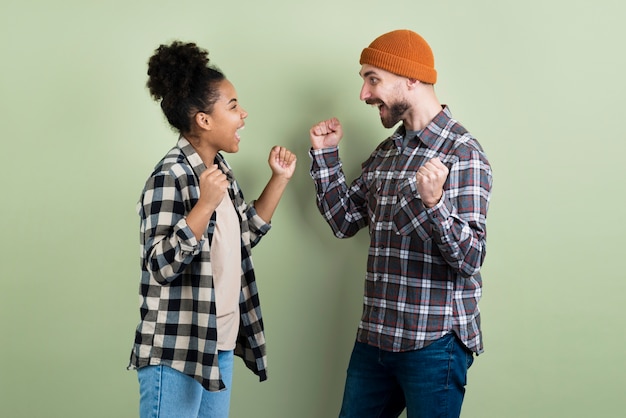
[360,29,437,84]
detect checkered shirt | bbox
[128,137,270,391]
[309,106,492,354]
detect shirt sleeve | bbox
[139,171,202,285]
[309,147,369,238]
[426,148,493,278]
[242,200,271,248]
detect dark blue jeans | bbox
[338,333,474,418]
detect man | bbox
[309,29,493,417]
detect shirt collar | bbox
[176,136,233,181]
[177,136,205,172]
[392,105,453,150]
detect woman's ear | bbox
[195,111,212,131]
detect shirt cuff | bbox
[309,147,339,167]
[175,218,202,255]
[248,201,272,233]
[425,192,452,231]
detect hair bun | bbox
[146,41,211,101]
[145,40,225,133]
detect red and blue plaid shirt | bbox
[309,106,492,354]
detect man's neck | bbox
[403,88,442,131]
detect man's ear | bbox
[407,78,420,89]
[195,111,212,131]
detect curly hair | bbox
[146,41,225,133]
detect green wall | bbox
[2,0,625,417]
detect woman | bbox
[128,41,296,418]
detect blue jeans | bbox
[339,333,474,418]
[137,350,234,418]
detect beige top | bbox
[211,194,242,351]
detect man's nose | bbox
[359,83,370,101]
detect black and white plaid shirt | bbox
[310,106,492,354]
[128,137,270,391]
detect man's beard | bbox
[381,100,410,128]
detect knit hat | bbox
[360,29,437,84]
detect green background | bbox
[2,0,625,417]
